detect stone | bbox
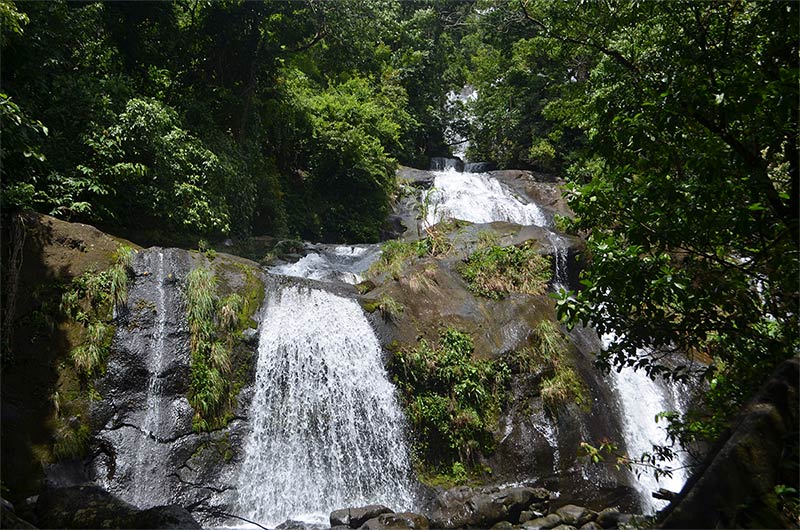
[596,508,627,528]
[519,510,536,523]
[491,522,515,530]
[331,508,351,527]
[579,523,603,530]
[1,498,36,530]
[554,505,595,526]
[658,358,799,529]
[430,486,552,528]
[133,505,204,529]
[551,525,578,530]
[348,505,394,528]
[522,513,562,530]
[359,512,429,530]
[35,484,201,529]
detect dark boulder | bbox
[1,498,36,529]
[359,511,429,530]
[553,505,595,526]
[657,357,799,529]
[521,513,562,530]
[332,505,394,529]
[430,486,550,528]
[35,485,201,529]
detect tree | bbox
[510,0,800,441]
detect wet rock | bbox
[330,505,394,529]
[595,508,623,528]
[331,508,352,527]
[551,525,578,530]
[359,512,429,530]
[521,513,561,530]
[133,505,203,529]
[658,358,799,529]
[490,522,515,530]
[431,486,550,528]
[519,510,541,523]
[35,485,201,529]
[579,523,603,530]
[554,505,595,526]
[1,498,36,529]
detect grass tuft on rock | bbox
[459,242,551,299]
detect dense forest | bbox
[1,0,798,526]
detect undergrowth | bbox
[459,242,551,299]
[185,265,260,432]
[390,328,510,483]
[54,244,135,460]
[515,320,587,412]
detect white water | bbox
[236,285,416,527]
[425,168,547,227]
[129,250,170,507]
[270,245,380,285]
[603,333,690,513]
[545,231,569,291]
[140,251,168,439]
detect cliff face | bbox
[0,213,265,523]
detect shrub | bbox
[459,242,551,299]
[515,320,586,412]
[71,321,112,374]
[391,328,510,474]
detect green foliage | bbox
[391,328,510,474]
[1,1,469,243]
[61,245,133,376]
[514,320,586,412]
[472,0,800,454]
[70,321,112,375]
[379,295,404,320]
[52,422,91,460]
[459,242,551,299]
[184,264,260,432]
[368,239,429,280]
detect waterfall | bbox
[270,244,381,285]
[602,333,690,513]
[545,230,569,291]
[140,251,168,439]
[236,284,416,526]
[425,169,547,227]
[95,248,187,509]
[130,251,170,505]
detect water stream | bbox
[270,244,381,285]
[425,168,547,227]
[236,285,416,526]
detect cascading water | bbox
[270,244,381,285]
[602,334,690,513]
[610,367,689,512]
[236,284,416,526]
[425,169,547,227]
[545,231,569,291]
[96,248,191,509]
[419,164,691,511]
[131,250,169,505]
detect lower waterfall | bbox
[609,365,689,513]
[236,284,416,527]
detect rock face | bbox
[85,247,264,515]
[0,213,139,502]
[658,357,800,529]
[1,213,267,524]
[34,484,201,529]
